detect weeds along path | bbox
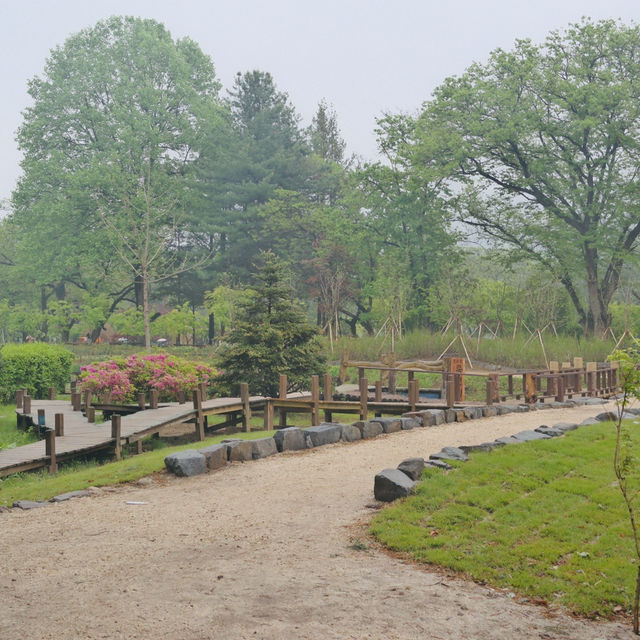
[0,402,631,640]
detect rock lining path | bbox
[0,401,633,639]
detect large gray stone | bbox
[512,430,551,442]
[580,417,599,426]
[459,442,499,454]
[356,421,384,439]
[305,424,342,447]
[340,423,362,442]
[13,500,49,510]
[370,417,402,434]
[444,409,457,423]
[482,406,498,417]
[535,426,564,437]
[429,446,468,462]
[552,422,579,432]
[50,490,90,503]
[595,411,617,422]
[423,409,445,426]
[199,444,228,470]
[222,439,253,462]
[426,459,452,470]
[273,427,307,452]
[400,417,420,430]
[397,457,425,481]
[164,450,207,477]
[374,468,416,502]
[495,436,522,445]
[497,405,515,416]
[251,438,278,459]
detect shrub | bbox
[79,353,214,402]
[0,343,74,402]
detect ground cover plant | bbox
[370,420,640,619]
[0,403,37,449]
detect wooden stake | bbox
[111,415,122,460]
[311,375,320,426]
[55,413,64,437]
[192,389,205,440]
[240,382,251,432]
[45,428,57,474]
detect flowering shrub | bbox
[79,353,215,403]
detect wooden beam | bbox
[45,429,57,474]
[111,415,122,460]
[240,382,251,432]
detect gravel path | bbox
[0,402,633,639]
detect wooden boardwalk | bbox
[0,395,268,478]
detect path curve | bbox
[0,402,633,639]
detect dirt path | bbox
[0,403,633,639]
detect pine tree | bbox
[216,252,325,397]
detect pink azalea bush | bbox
[79,353,215,402]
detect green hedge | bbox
[0,343,74,403]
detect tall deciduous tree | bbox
[414,19,640,335]
[13,16,222,348]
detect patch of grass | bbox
[0,429,276,506]
[370,421,639,618]
[0,404,38,449]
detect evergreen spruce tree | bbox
[216,252,325,397]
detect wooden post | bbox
[23,395,31,414]
[388,368,397,395]
[311,375,320,426]
[358,367,365,383]
[48,387,56,401]
[507,375,513,396]
[485,379,494,406]
[263,400,274,430]
[71,392,81,412]
[359,377,368,421]
[177,390,186,404]
[338,349,349,384]
[37,408,46,428]
[240,382,251,432]
[279,374,287,428]
[445,357,465,402]
[70,380,77,394]
[374,380,382,403]
[45,428,57,474]
[409,379,419,412]
[556,375,565,402]
[586,362,597,395]
[55,413,64,437]
[199,381,208,401]
[86,407,95,423]
[323,373,333,422]
[150,389,159,409]
[192,389,205,440]
[611,360,619,391]
[524,373,537,404]
[137,392,146,410]
[446,373,456,407]
[16,389,24,409]
[111,415,122,460]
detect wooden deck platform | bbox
[0,395,268,478]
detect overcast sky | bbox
[1,0,638,201]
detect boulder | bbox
[164,450,207,477]
[495,436,522,445]
[400,417,421,430]
[512,430,551,442]
[370,417,402,434]
[444,409,457,423]
[580,417,599,426]
[426,459,452,470]
[552,422,579,432]
[429,446,468,462]
[497,406,514,416]
[482,406,498,418]
[535,426,564,437]
[454,410,467,422]
[374,469,416,502]
[251,438,278,459]
[423,409,445,426]
[13,500,49,510]
[199,444,228,470]
[223,439,253,462]
[459,442,498,454]
[305,424,342,447]
[595,411,617,422]
[340,423,362,442]
[50,490,90,503]
[356,421,384,439]
[397,457,425,481]
[273,427,307,452]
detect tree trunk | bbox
[208,312,215,345]
[143,271,151,351]
[584,247,612,336]
[134,273,144,309]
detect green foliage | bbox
[215,252,325,396]
[371,422,640,618]
[0,404,38,449]
[0,343,73,402]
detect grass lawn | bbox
[370,420,639,619]
[0,403,38,449]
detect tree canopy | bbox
[413,18,640,335]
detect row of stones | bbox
[373,404,637,502]
[163,397,608,478]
